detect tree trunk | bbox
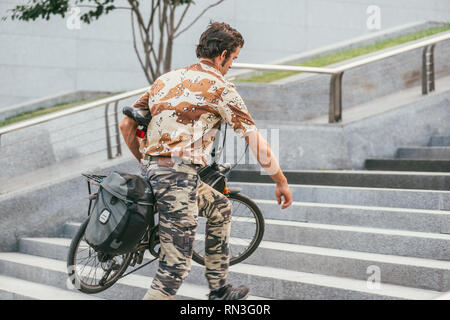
[163,36,173,73]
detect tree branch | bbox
[130,9,153,83]
[157,0,168,76]
[127,0,149,34]
[174,0,225,38]
[173,1,191,33]
[146,0,159,32]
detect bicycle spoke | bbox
[192,192,262,267]
[68,218,134,293]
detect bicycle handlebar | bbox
[122,106,151,127]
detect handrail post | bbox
[114,101,122,157]
[422,44,436,95]
[422,46,429,94]
[105,103,113,160]
[429,43,436,92]
[329,72,344,123]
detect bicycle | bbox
[66,108,265,294]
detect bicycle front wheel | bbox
[66,218,132,294]
[192,192,264,266]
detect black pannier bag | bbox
[85,172,155,255]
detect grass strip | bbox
[237,24,450,83]
[0,93,118,128]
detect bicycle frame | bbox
[81,161,239,280]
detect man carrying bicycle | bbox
[120,21,292,300]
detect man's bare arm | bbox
[244,130,293,209]
[119,115,142,162]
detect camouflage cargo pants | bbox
[140,161,232,300]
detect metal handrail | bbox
[232,30,450,123]
[230,63,335,75]
[0,87,147,136]
[0,86,148,160]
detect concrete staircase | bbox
[1,171,450,300]
[366,136,450,172]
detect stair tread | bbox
[23,236,450,271]
[226,262,441,300]
[2,252,438,300]
[235,169,450,176]
[263,219,450,240]
[229,181,450,193]
[0,274,103,300]
[254,199,450,215]
[0,252,266,300]
[64,217,450,239]
[398,147,450,150]
[258,240,450,269]
[221,263,442,300]
[367,158,450,162]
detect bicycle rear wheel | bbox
[66,218,132,294]
[192,192,264,266]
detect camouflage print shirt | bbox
[131,61,257,166]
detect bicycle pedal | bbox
[136,250,145,264]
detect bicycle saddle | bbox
[122,106,152,127]
[218,163,231,174]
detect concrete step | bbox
[254,200,450,233]
[20,236,450,292]
[228,169,450,191]
[365,159,450,172]
[246,240,450,292]
[63,196,450,237]
[0,252,442,300]
[0,252,265,300]
[228,182,450,211]
[429,136,450,147]
[63,216,265,240]
[63,222,84,239]
[260,219,450,260]
[0,275,103,300]
[396,147,450,160]
[221,263,442,300]
[61,211,450,261]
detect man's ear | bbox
[220,50,228,60]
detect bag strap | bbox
[211,122,227,162]
[100,183,154,206]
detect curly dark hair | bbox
[196,22,244,61]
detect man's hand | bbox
[245,131,293,209]
[119,115,143,162]
[275,182,293,209]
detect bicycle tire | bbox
[192,192,264,266]
[66,218,133,294]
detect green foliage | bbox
[5,0,121,24]
[3,0,195,24]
